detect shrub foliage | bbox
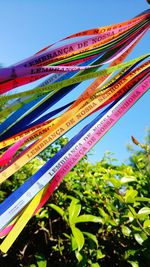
[0,135,150,267]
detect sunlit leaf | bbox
[124,249,136,259]
[128,260,139,267]
[96,249,105,259]
[48,203,64,217]
[71,235,78,251]
[114,193,124,202]
[98,208,109,220]
[35,254,47,267]
[125,189,138,203]
[107,177,121,187]
[120,177,137,184]
[121,225,131,236]
[135,197,150,202]
[75,214,102,224]
[71,226,84,251]
[128,206,137,217]
[143,220,150,229]
[75,251,83,262]
[91,262,100,267]
[138,207,150,215]
[134,232,147,245]
[83,232,98,247]
[68,198,81,225]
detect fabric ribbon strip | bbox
[0,40,141,138]
[0,57,149,182]
[0,53,149,104]
[0,75,149,245]
[0,13,149,91]
[0,59,149,166]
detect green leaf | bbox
[71,226,84,251]
[134,233,143,245]
[120,177,137,184]
[144,219,150,228]
[114,193,124,203]
[121,225,131,236]
[125,189,138,203]
[36,209,48,219]
[128,206,137,217]
[138,207,150,216]
[68,198,81,225]
[109,219,118,226]
[48,203,64,217]
[35,254,47,267]
[91,263,100,267]
[96,249,105,259]
[134,232,147,245]
[128,261,139,267]
[135,197,150,202]
[75,251,83,262]
[98,208,109,220]
[63,233,70,239]
[124,249,137,259]
[83,232,98,248]
[37,261,47,267]
[75,214,102,224]
[107,177,121,187]
[125,211,134,222]
[71,235,78,251]
[131,225,141,232]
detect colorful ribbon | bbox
[0,10,149,253]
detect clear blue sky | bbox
[0,0,149,164]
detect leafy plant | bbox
[48,197,102,264]
[0,132,150,267]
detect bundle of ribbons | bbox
[0,9,149,253]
